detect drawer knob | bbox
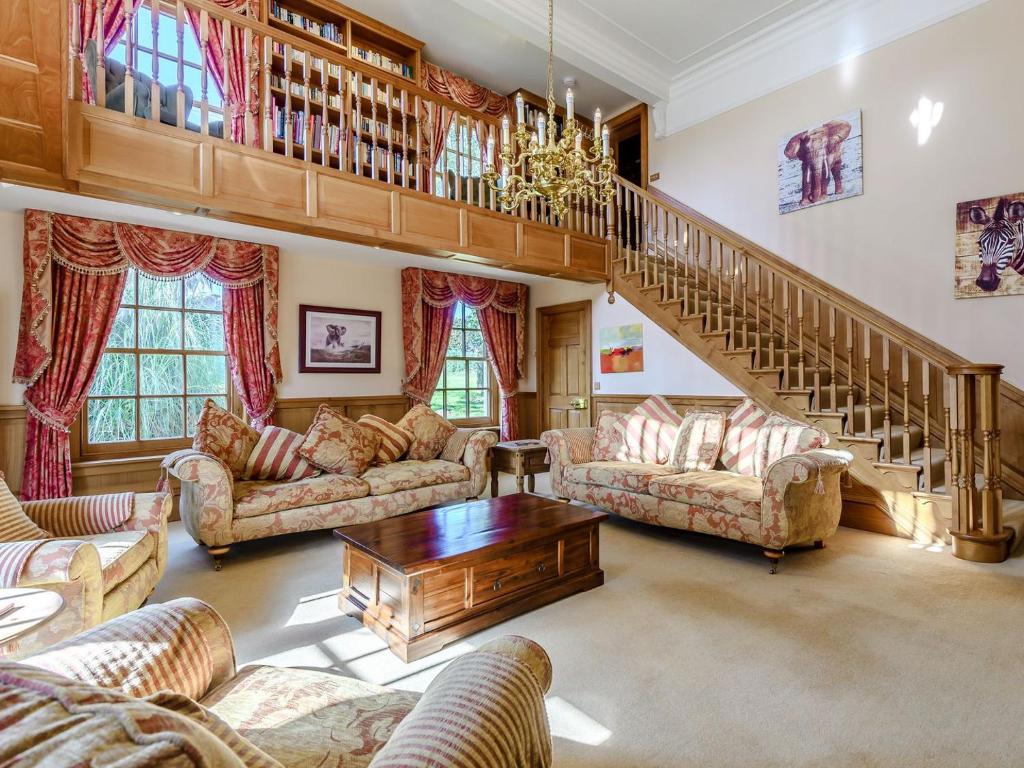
[492,579,502,591]
[536,562,547,573]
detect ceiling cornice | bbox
[656,0,991,137]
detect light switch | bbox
[593,381,601,391]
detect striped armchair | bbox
[0,488,171,658]
[15,599,553,768]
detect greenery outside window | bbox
[82,269,229,457]
[430,302,496,426]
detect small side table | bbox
[490,439,549,496]
[0,588,64,649]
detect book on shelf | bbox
[270,1,343,46]
[351,45,414,79]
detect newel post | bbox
[947,364,1013,563]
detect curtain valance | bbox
[420,62,510,118]
[14,209,281,388]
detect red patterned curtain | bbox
[421,62,509,117]
[14,210,282,499]
[76,0,145,103]
[185,0,260,145]
[402,268,527,440]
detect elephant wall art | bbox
[777,110,863,214]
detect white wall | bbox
[650,0,1024,388]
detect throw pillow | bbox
[396,404,457,461]
[591,410,630,461]
[671,410,728,472]
[752,413,828,476]
[615,395,683,464]
[193,399,260,478]
[298,405,380,476]
[720,399,769,476]
[244,427,320,481]
[439,428,477,463]
[0,472,48,542]
[358,414,415,465]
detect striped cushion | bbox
[560,428,595,464]
[358,415,415,464]
[615,395,683,464]
[23,493,133,537]
[0,473,47,543]
[720,399,769,476]
[752,413,828,476]
[244,427,319,481]
[671,410,728,472]
[438,428,476,463]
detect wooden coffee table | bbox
[334,494,606,662]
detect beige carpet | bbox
[152,474,1024,767]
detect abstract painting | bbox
[954,194,1024,298]
[299,305,381,373]
[778,110,863,214]
[600,323,644,373]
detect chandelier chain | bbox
[546,0,555,116]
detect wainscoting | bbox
[589,394,743,422]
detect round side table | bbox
[0,588,64,648]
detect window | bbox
[434,117,483,200]
[84,270,229,452]
[430,302,494,424]
[108,4,222,127]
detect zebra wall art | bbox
[955,194,1024,298]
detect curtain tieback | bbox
[23,398,72,434]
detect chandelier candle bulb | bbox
[501,116,510,145]
[537,115,546,145]
[575,132,582,150]
[516,93,525,125]
[602,127,610,157]
[566,88,574,120]
[487,136,495,161]
[593,108,601,138]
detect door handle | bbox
[569,397,588,410]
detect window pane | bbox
[91,353,137,396]
[445,389,468,420]
[122,269,136,305]
[186,354,226,394]
[187,395,225,437]
[182,25,201,63]
[464,305,480,329]
[467,359,488,388]
[465,330,485,358]
[184,273,223,310]
[138,273,181,308]
[139,309,182,349]
[469,389,488,418]
[88,398,136,443]
[445,359,466,388]
[185,312,224,351]
[140,354,183,395]
[136,50,153,79]
[157,13,179,56]
[107,308,136,349]
[141,397,184,440]
[446,330,464,358]
[429,389,444,414]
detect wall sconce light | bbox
[910,96,943,145]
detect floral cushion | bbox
[298,405,380,476]
[203,664,420,768]
[193,399,260,477]
[719,399,769,477]
[360,460,470,496]
[591,411,629,461]
[615,395,683,464]
[564,461,679,493]
[396,405,456,461]
[752,414,828,476]
[648,471,763,521]
[232,475,370,520]
[85,530,154,593]
[0,473,48,542]
[244,427,319,482]
[357,415,414,465]
[671,410,728,472]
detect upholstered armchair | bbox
[11,598,553,767]
[0,491,170,658]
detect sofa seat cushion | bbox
[232,475,370,520]
[203,664,420,768]
[564,461,679,493]
[648,471,764,521]
[83,530,154,593]
[361,460,470,496]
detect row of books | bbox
[358,116,411,146]
[351,45,414,79]
[271,104,415,158]
[357,141,413,176]
[270,2,343,46]
[269,76,345,111]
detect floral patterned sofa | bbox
[541,398,852,572]
[6,598,553,767]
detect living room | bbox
[1,0,1023,765]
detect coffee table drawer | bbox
[472,542,558,605]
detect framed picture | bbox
[778,109,863,214]
[954,193,1024,299]
[298,305,381,373]
[599,323,644,373]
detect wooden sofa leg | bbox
[208,546,230,571]
[813,540,826,549]
[763,549,784,574]
[556,496,570,503]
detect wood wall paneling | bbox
[212,145,308,216]
[466,210,517,261]
[399,194,463,248]
[317,173,393,232]
[590,394,743,424]
[567,234,608,277]
[0,406,28,496]
[521,224,566,271]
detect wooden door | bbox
[537,301,592,433]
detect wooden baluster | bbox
[781,279,791,387]
[477,122,486,207]
[943,373,954,492]
[385,81,394,184]
[199,10,210,137]
[650,200,659,292]
[69,0,82,100]
[673,216,680,301]
[401,90,409,187]
[319,57,328,167]
[753,263,762,367]
[812,299,822,408]
[120,0,134,115]
[728,248,738,351]
[741,254,750,350]
[353,72,362,175]
[221,17,232,139]
[846,316,856,435]
[302,51,311,162]
[717,242,725,338]
[261,35,271,148]
[828,307,838,415]
[882,339,893,461]
[682,223,690,314]
[796,288,805,390]
[94,0,107,107]
[767,272,776,370]
[149,0,159,122]
[704,234,713,326]
[370,77,379,179]
[175,0,185,128]
[283,41,293,158]
[863,325,873,436]
[414,93,422,191]
[901,348,912,466]
[922,360,932,492]
[245,30,256,145]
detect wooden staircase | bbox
[606,176,1019,557]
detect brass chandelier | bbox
[483,0,615,218]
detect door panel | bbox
[538,302,592,435]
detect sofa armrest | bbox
[115,492,172,580]
[369,635,552,768]
[23,597,236,701]
[761,449,852,549]
[540,428,595,497]
[22,492,168,538]
[165,450,235,547]
[463,430,498,497]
